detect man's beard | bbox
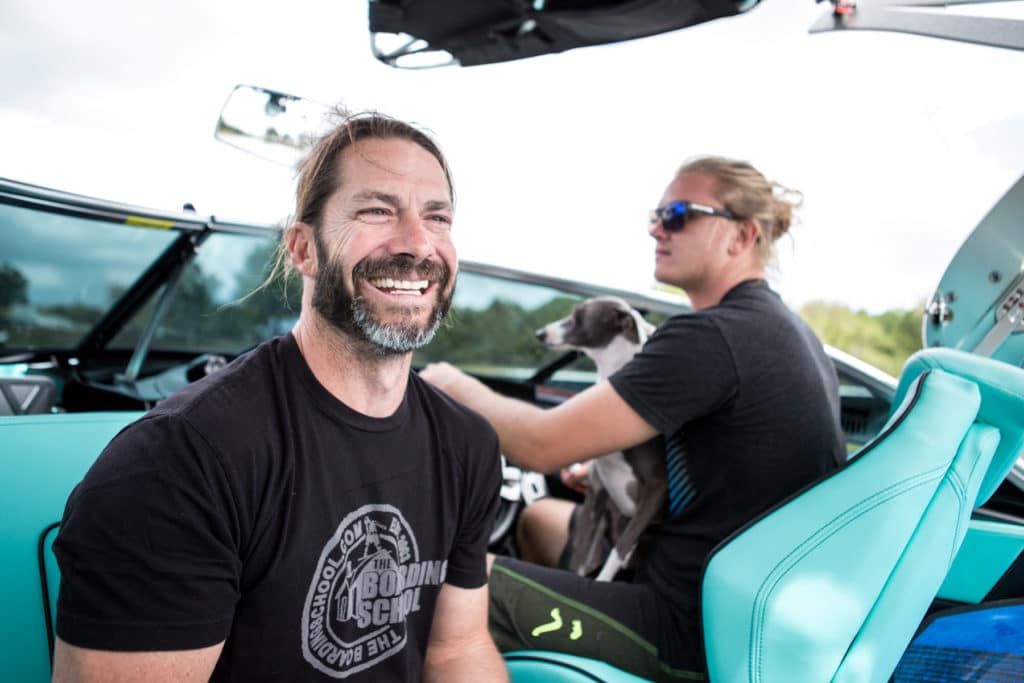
[311,250,453,357]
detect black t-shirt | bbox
[54,334,501,681]
[609,279,844,617]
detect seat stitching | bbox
[749,465,948,682]
[947,438,993,568]
[947,469,967,568]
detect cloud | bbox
[1,0,1022,316]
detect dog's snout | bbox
[535,328,547,343]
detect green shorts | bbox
[488,556,704,682]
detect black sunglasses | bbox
[648,201,738,232]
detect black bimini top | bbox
[368,0,754,67]
[368,1,1024,69]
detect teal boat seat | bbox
[509,348,1024,682]
[702,369,994,682]
[0,411,143,682]
[702,348,1024,683]
[901,349,1024,605]
[892,348,1024,506]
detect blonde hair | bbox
[678,156,802,267]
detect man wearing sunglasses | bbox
[421,156,844,681]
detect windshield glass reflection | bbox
[0,203,176,351]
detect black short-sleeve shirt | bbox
[55,333,502,681]
[609,280,844,616]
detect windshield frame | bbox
[0,177,282,360]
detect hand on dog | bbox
[560,462,590,494]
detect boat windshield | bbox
[0,202,176,352]
[0,200,299,356]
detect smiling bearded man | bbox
[52,110,507,683]
[312,247,453,355]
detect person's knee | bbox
[514,501,543,550]
[514,498,574,567]
[514,506,539,563]
[515,502,542,545]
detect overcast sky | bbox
[2,0,1023,314]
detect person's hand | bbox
[559,462,589,494]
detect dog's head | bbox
[536,296,655,376]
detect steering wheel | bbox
[489,455,548,547]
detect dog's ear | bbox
[617,309,642,344]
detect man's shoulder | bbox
[409,372,498,443]
[651,282,819,367]
[711,282,833,376]
[157,336,286,415]
[705,281,801,333]
[85,337,299,483]
[649,309,730,352]
[713,279,784,314]
[135,336,296,455]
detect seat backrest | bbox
[892,348,1024,505]
[701,368,997,683]
[0,411,143,682]
[831,420,998,682]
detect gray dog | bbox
[536,296,667,581]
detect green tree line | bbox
[5,244,926,380]
[798,301,924,377]
[414,296,585,371]
[0,261,28,311]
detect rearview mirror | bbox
[214,84,328,167]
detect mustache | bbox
[352,254,451,287]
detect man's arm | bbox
[420,363,658,473]
[52,638,224,682]
[423,582,507,682]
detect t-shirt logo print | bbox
[301,503,448,678]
